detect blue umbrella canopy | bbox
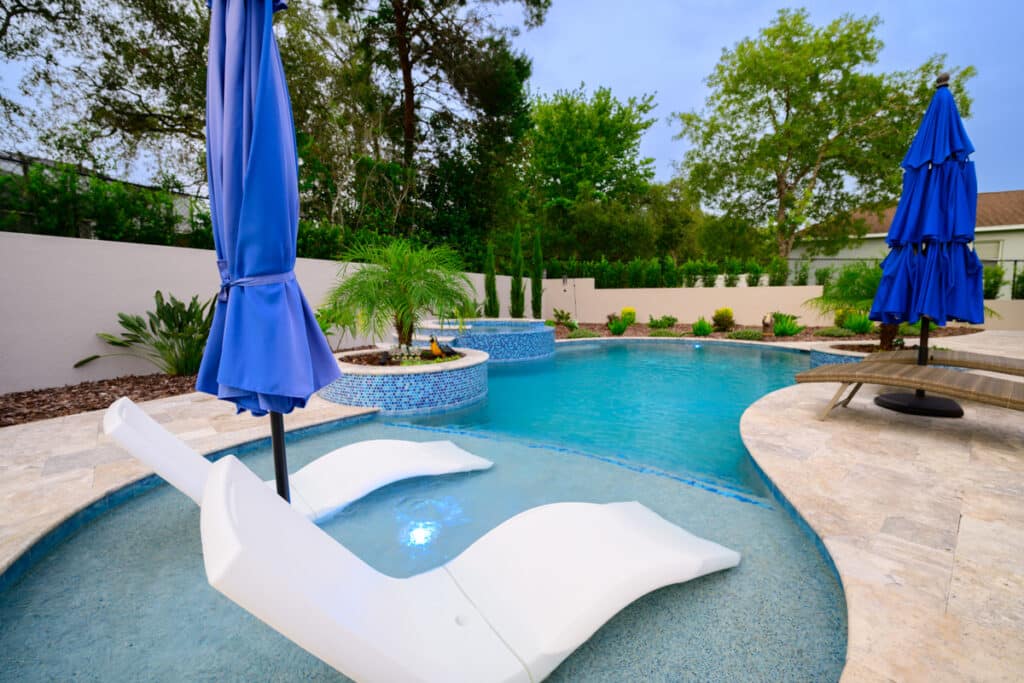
[870,77,984,326]
[197,0,340,416]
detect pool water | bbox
[0,341,847,681]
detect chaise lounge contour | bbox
[103,397,741,683]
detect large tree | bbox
[675,8,973,257]
[527,85,657,259]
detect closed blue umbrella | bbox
[197,0,340,498]
[869,73,983,417]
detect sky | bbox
[494,0,1024,193]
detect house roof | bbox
[863,189,1024,234]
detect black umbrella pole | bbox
[270,411,291,502]
[916,318,931,398]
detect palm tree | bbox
[807,260,899,349]
[328,240,475,347]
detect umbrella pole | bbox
[915,317,931,398]
[270,411,291,502]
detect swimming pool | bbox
[0,340,846,681]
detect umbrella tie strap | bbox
[217,260,295,302]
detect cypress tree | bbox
[509,225,525,318]
[531,228,544,318]
[484,243,500,317]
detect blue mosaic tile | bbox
[318,361,489,415]
[809,349,864,368]
[423,320,555,362]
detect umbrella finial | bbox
[936,72,950,88]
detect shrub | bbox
[898,321,922,336]
[727,329,764,341]
[1014,270,1024,300]
[661,255,679,287]
[607,315,629,336]
[648,314,678,329]
[74,291,215,375]
[316,301,358,352]
[841,311,875,334]
[793,260,810,286]
[745,260,764,287]
[552,308,573,326]
[814,266,834,287]
[484,243,499,317]
[296,220,344,259]
[767,257,789,286]
[627,259,646,288]
[568,328,601,339]
[711,307,735,332]
[642,258,663,288]
[983,264,1006,299]
[509,224,525,318]
[679,260,701,287]
[649,329,683,337]
[833,308,853,329]
[772,312,805,337]
[531,228,543,318]
[691,317,713,336]
[698,259,720,287]
[620,307,637,326]
[814,326,856,338]
[723,258,743,287]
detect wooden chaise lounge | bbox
[861,349,1024,377]
[795,362,1024,420]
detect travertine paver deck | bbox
[741,331,1024,682]
[0,392,375,578]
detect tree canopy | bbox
[675,8,974,257]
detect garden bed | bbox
[553,322,983,344]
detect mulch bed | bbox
[0,330,982,429]
[553,322,981,344]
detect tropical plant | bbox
[808,261,881,315]
[727,329,764,341]
[648,314,678,329]
[691,317,713,336]
[327,240,474,347]
[315,301,358,352]
[552,308,575,327]
[531,228,544,318]
[712,307,735,332]
[484,243,499,317]
[509,224,525,318]
[772,312,805,337]
[983,263,1005,299]
[620,307,637,325]
[607,314,629,336]
[568,328,601,339]
[842,311,875,334]
[74,290,214,375]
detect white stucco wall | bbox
[0,232,520,392]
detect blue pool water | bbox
[0,341,846,681]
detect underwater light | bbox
[404,521,439,547]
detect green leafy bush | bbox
[316,301,358,352]
[833,308,852,328]
[607,314,629,336]
[484,244,499,317]
[711,307,735,332]
[552,308,573,326]
[661,255,678,287]
[691,317,713,336]
[814,266,834,287]
[679,260,701,287]
[898,321,922,336]
[75,291,215,375]
[1013,270,1024,300]
[568,328,601,339]
[649,329,683,337]
[745,260,764,287]
[983,264,1005,299]
[698,259,720,287]
[772,312,805,337]
[793,260,810,286]
[814,326,856,338]
[841,311,875,334]
[767,257,789,286]
[648,314,678,329]
[620,307,637,325]
[296,220,344,260]
[723,258,743,287]
[727,329,764,341]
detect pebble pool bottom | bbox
[0,341,846,681]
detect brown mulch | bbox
[0,331,982,429]
[0,373,198,428]
[341,350,463,366]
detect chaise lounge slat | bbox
[795,362,1024,420]
[862,349,1024,377]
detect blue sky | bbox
[496,0,1024,193]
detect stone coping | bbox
[335,347,489,375]
[741,383,1024,681]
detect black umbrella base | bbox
[874,392,964,418]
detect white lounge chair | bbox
[103,397,492,520]
[105,398,742,682]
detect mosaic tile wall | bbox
[809,350,864,368]
[448,322,555,362]
[318,361,488,415]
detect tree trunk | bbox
[391,0,416,169]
